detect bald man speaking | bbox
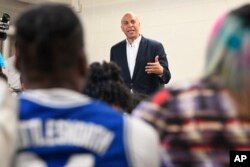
[110,12,171,96]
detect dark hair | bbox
[0,70,7,82]
[15,3,84,75]
[230,4,250,26]
[83,61,133,113]
[86,61,124,84]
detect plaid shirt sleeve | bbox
[132,83,250,167]
[132,89,170,139]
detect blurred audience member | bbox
[14,3,159,167]
[133,4,250,167]
[83,61,134,113]
[131,92,149,108]
[0,78,17,167]
[5,55,21,92]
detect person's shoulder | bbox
[125,116,158,136]
[125,116,159,146]
[142,36,162,45]
[81,99,129,120]
[147,79,201,106]
[166,79,200,92]
[123,116,160,167]
[151,79,234,114]
[111,40,126,49]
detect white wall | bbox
[79,0,249,83]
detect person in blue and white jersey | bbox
[14,3,160,167]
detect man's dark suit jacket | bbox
[110,36,171,96]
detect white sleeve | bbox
[0,79,18,167]
[124,116,160,167]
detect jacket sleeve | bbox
[110,46,114,62]
[155,43,171,84]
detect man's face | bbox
[121,13,140,41]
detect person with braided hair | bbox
[83,61,134,113]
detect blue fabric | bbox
[0,52,5,68]
[18,95,130,167]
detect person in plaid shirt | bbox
[133,4,250,167]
